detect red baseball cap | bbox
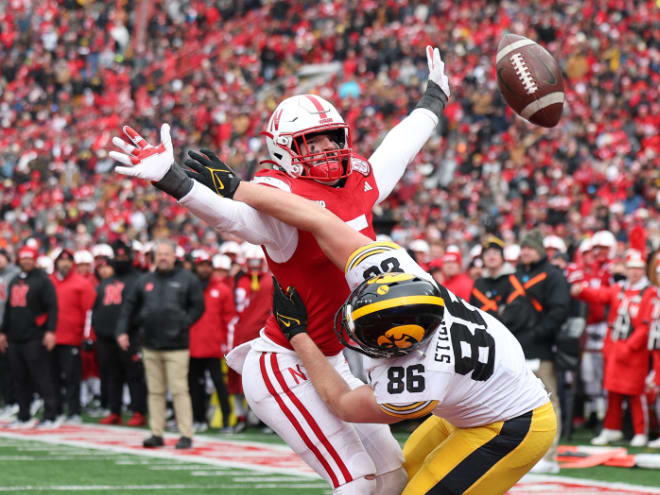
[18,246,38,259]
[441,252,462,265]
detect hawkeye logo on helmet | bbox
[377,324,426,350]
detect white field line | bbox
[0,484,330,492]
[0,430,318,479]
[0,456,125,461]
[518,474,660,494]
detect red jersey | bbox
[443,273,474,301]
[50,271,97,346]
[648,297,660,386]
[233,272,252,314]
[578,280,656,395]
[256,155,379,355]
[235,273,273,348]
[189,278,236,358]
[582,261,608,325]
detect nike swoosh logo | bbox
[276,313,300,328]
[209,167,232,191]
[496,67,515,94]
[531,52,557,85]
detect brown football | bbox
[496,33,564,127]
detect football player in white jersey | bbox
[195,170,557,494]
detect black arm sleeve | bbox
[153,163,194,200]
[414,80,448,121]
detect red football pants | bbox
[603,392,648,435]
[227,367,243,395]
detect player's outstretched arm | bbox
[234,180,369,271]
[273,279,398,424]
[369,45,450,203]
[109,126,299,255]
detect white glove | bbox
[109,123,174,182]
[426,45,450,99]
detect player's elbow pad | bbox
[415,80,447,121]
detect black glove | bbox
[183,149,241,199]
[82,338,95,352]
[272,277,308,340]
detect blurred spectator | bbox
[227,244,273,433]
[0,0,656,273]
[0,249,19,415]
[188,249,235,434]
[469,235,514,318]
[509,230,570,474]
[49,248,96,424]
[0,246,58,428]
[116,239,204,449]
[212,254,233,284]
[0,0,659,446]
[409,239,430,271]
[438,250,474,300]
[573,249,655,448]
[550,250,587,441]
[649,264,660,448]
[73,249,100,410]
[74,250,95,284]
[93,240,146,427]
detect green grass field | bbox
[0,435,330,495]
[1,422,659,495]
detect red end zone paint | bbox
[0,423,314,474]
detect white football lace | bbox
[510,53,538,95]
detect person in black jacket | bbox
[116,239,204,449]
[508,230,570,474]
[0,246,59,428]
[469,235,515,318]
[93,241,147,427]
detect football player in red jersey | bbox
[110,45,450,495]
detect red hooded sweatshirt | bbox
[50,270,96,346]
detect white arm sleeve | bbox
[178,180,299,263]
[369,108,438,204]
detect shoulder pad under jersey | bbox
[252,169,292,192]
[350,154,371,177]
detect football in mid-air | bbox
[496,33,564,127]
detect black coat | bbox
[92,270,140,340]
[0,268,57,342]
[503,257,570,360]
[116,267,204,350]
[469,264,515,319]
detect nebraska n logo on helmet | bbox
[260,95,353,182]
[334,273,445,358]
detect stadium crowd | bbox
[0,0,660,471]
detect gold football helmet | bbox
[334,273,444,358]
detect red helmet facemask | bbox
[291,128,352,181]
